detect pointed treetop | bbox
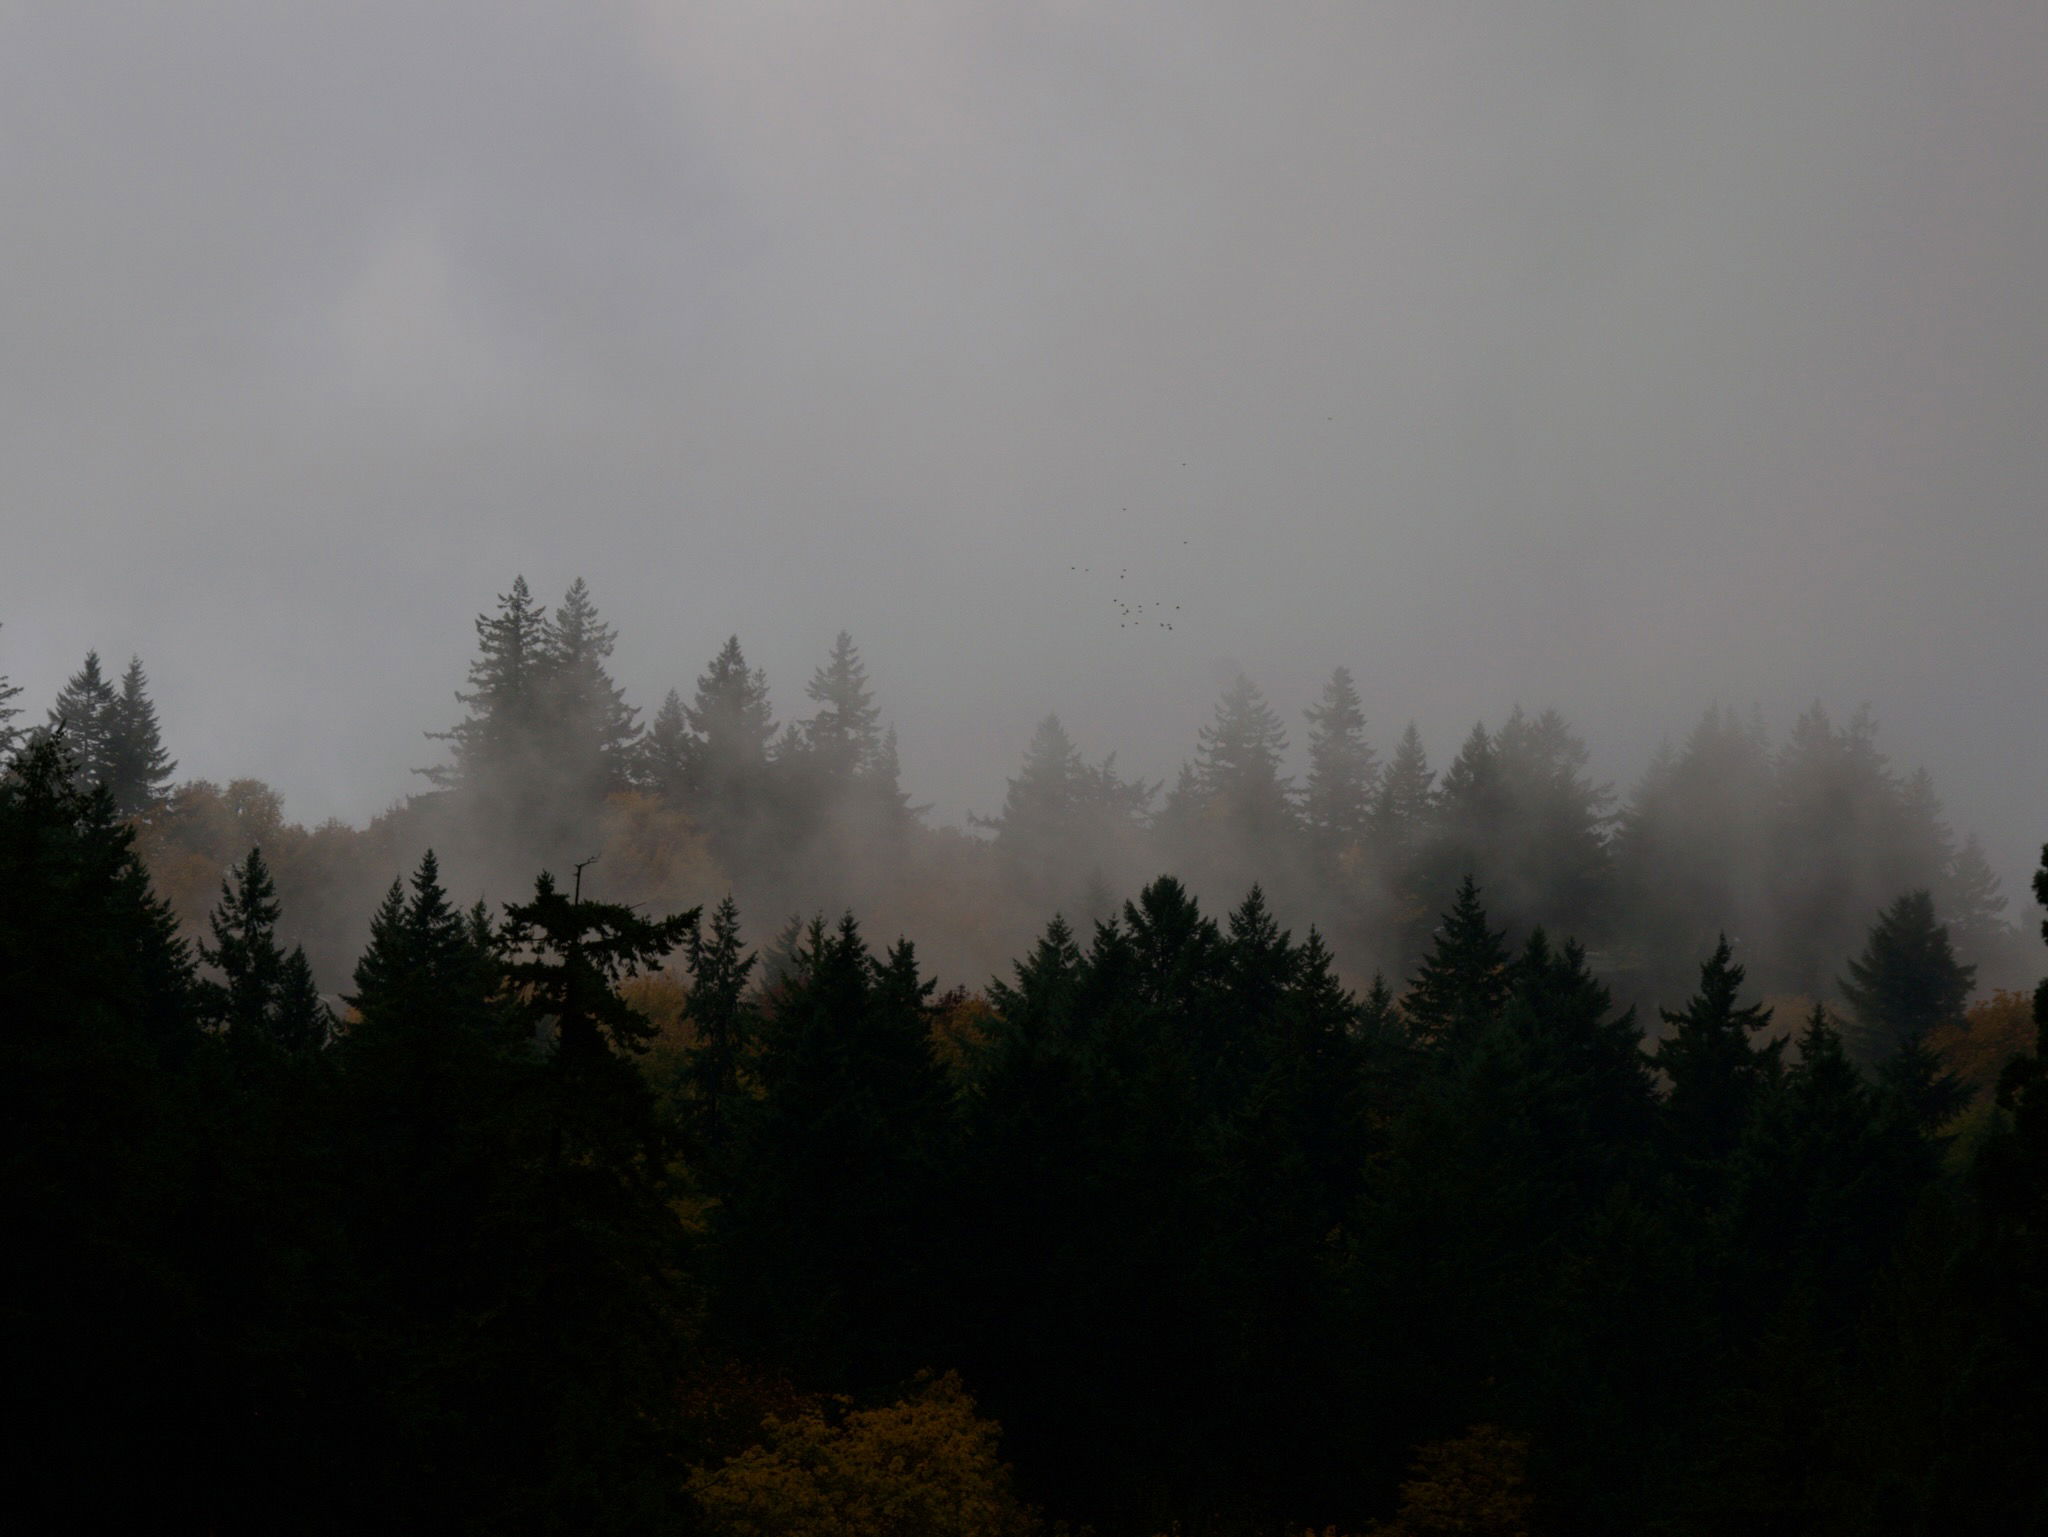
[1303,666,1377,851]
[1839,890,1974,1064]
[104,656,176,816]
[804,631,882,779]
[1403,875,1511,1048]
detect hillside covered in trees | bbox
[6,596,2048,1535]
[4,581,2029,1021]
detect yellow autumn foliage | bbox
[1371,1424,1532,1537]
[688,1372,1038,1537]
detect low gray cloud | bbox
[3,1,2043,892]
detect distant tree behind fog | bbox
[11,578,2027,1004]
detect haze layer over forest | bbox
[3,2,2045,911]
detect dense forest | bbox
[7,579,2030,1012]
[4,593,2046,1534]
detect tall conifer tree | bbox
[425,576,550,792]
[803,631,882,781]
[1302,666,1377,855]
[1657,936,1782,1167]
[544,577,640,798]
[0,622,22,757]
[198,847,331,1053]
[639,689,692,802]
[1403,876,1511,1050]
[104,656,176,816]
[1839,890,1974,1065]
[46,650,118,788]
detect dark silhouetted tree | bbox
[1303,666,1377,856]
[46,649,118,788]
[104,656,176,816]
[1656,936,1781,1168]
[198,847,331,1054]
[1403,876,1511,1050]
[1840,890,1974,1066]
[682,894,757,1161]
[0,622,22,757]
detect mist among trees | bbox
[5,593,2048,1534]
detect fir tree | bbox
[1491,707,1612,939]
[864,723,921,824]
[803,631,882,781]
[986,714,1087,857]
[1403,875,1511,1050]
[1839,890,1975,1065]
[424,576,551,792]
[198,847,330,1053]
[0,732,202,1528]
[1769,703,1916,994]
[638,688,693,802]
[1194,674,1295,840]
[1610,703,1774,998]
[103,656,176,816]
[544,577,640,798]
[1942,833,2010,977]
[717,911,954,1386]
[499,865,696,1171]
[1414,723,1504,920]
[1302,666,1377,855]
[0,622,22,758]
[682,895,757,1160]
[1656,936,1782,1166]
[1372,721,1436,855]
[685,634,776,789]
[46,649,118,788]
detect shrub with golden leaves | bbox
[1372,1425,1532,1537]
[688,1372,1038,1537]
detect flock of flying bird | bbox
[1071,519,1191,631]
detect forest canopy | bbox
[5,596,2048,1534]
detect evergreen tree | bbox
[1415,723,1504,920]
[1839,890,1975,1065]
[1302,666,1377,855]
[1369,721,1437,961]
[682,894,757,1160]
[982,715,1153,907]
[1656,936,1782,1167]
[544,577,640,799]
[46,649,118,788]
[1610,703,1775,1000]
[717,911,955,1388]
[1769,704,1926,994]
[103,655,176,816]
[1491,707,1613,940]
[803,631,882,781]
[1371,722,1436,857]
[1403,875,1512,1050]
[1942,833,2010,977]
[499,865,696,1171]
[638,688,693,802]
[685,634,776,792]
[0,734,204,1528]
[424,575,551,792]
[198,847,331,1053]
[987,714,1087,854]
[1194,674,1295,841]
[864,723,920,824]
[0,622,22,757]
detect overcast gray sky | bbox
[3,2,2044,895]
